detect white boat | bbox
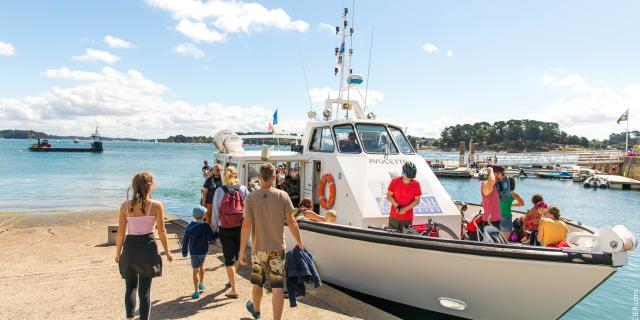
[212,8,637,319]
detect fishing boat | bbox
[211,8,637,319]
[28,127,103,153]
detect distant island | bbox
[2,120,637,152]
[431,120,638,152]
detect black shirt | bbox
[203,177,222,204]
[202,165,211,176]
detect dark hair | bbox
[129,172,153,214]
[299,197,312,209]
[492,165,505,174]
[509,177,516,191]
[259,163,275,182]
[548,206,560,220]
[532,194,544,204]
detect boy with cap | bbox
[182,206,218,299]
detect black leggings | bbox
[125,274,153,320]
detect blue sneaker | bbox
[191,291,200,299]
[198,283,206,292]
[246,300,261,319]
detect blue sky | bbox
[0,0,638,139]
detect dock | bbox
[595,174,640,190]
[0,211,397,320]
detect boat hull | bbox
[28,148,102,152]
[289,221,615,320]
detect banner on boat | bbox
[369,181,443,215]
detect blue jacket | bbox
[181,221,217,257]
[285,246,321,307]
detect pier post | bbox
[459,142,465,167]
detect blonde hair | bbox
[223,166,240,186]
[325,210,337,219]
[128,172,154,214]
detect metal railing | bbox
[421,150,624,167]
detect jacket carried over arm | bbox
[285,246,321,307]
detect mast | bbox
[626,109,629,151]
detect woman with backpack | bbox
[212,166,248,299]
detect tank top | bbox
[125,200,156,235]
[481,184,501,222]
[500,193,514,219]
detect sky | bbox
[0,0,639,139]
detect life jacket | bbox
[219,185,244,228]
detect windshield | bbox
[389,126,415,154]
[334,124,362,153]
[355,124,398,154]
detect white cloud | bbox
[175,19,225,43]
[72,49,120,64]
[104,35,134,49]
[0,66,297,138]
[173,43,205,59]
[446,49,453,57]
[318,22,335,34]
[528,68,639,139]
[145,0,309,42]
[41,67,102,81]
[309,86,384,106]
[422,43,439,54]
[0,41,15,56]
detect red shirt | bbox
[388,177,422,221]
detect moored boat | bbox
[28,127,103,153]
[211,8,637,319]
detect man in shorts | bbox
[239,163,304,320]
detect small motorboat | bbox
[73,138,80,144]
[536,171,572,179]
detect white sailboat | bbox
[211,8,637,319]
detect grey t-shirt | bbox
[244,187,295,252]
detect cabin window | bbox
[333,124,362,153]
[245,161,301,204]
[355,124,398,154]
[388,126,415,154]
[309,127,335,152]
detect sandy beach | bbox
[0,211,396,320]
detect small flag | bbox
[617,108,629,124]
[267,109,278,132]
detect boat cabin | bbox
[214,119,461,235]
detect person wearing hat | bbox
[181,206,218,299]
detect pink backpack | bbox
[219,186,244,228]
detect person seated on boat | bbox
[537,206,569,247]
[499,177,525,241]
[522,195,547,245]
[303,210,337,223]
[294,197,313,219]
[387,161,422,233]
[339,132,362,153]
[480,165,503,230]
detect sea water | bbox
[0,139,637,319]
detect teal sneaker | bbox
[198,283,206,292]
[191,291,200,299]
[246,300,261,319]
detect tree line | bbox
[434,120,605,152]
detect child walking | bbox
[182,206,217,299]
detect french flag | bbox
[267,109,278,132]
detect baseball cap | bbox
[192,206,207,218]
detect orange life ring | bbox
[318,173,336,209]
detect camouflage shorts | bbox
[250,250,285,288]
